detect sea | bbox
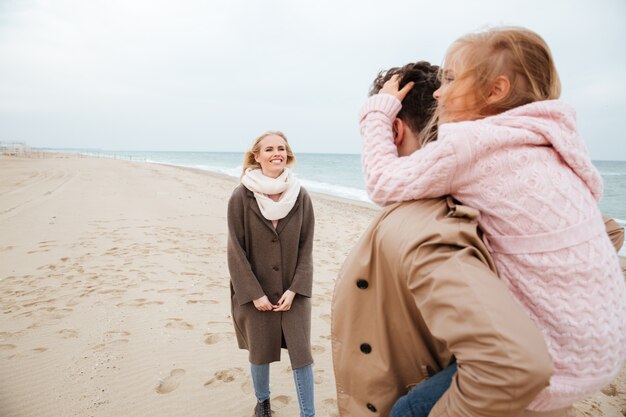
[42,149,626,256]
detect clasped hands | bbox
[253,290,296,312]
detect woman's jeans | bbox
[251,362,315,417]
[389,363,457,417]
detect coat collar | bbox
[245,188,301,235]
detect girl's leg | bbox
[292,363,315,417]
[389,363,457,417]
[250,363,270,401]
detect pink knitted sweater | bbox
[360,93,626,411]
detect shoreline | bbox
[24,150,626,226]
[0,153,624,417]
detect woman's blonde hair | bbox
[441,26,561,118]
[241,131,296,176]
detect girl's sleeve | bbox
[360,94,458,206]
[227,191,265,305]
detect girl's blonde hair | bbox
[241,131,296,176]
[442,26,561,118]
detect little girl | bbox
[360,27,626,411]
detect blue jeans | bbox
[250,363,315,417]
[389,363,457,417]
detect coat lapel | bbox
[246,191,277,234]
[276,197,301,235]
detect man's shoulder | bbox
[378,197,480,238]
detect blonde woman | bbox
[227,131,315,417]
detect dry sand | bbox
[0,153,624,417]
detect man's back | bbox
[331,197,554,417]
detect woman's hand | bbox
[273,290,296,312]
[253,295,276,311]
[380,74,414,102]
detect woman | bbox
[227,131,315,417]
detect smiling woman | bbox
[227,130,316,417]
[241,131,296,178]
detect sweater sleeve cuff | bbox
[359,93,402,121]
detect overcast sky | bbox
[0,0,624,159]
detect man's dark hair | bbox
[370,61,440,140]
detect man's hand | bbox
[380,74,414,102]
[253,295,276,311]
[273,290,296,312]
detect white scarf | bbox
[241,167,301,221]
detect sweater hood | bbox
[439,100,603,201]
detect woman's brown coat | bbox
[227,184,314,369]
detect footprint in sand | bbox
[165,319,194,330]
[32,347,48,353]
[272,395,292,410]
[157,288,186,294]
[314,369,325,385]
[93,339,129,351]
[240,378,253,394]
[0,344,16,351]
[204,367,245,386]
[155,369,186,394]
[117,299,164,308]
[311,344,326,354]
[98,289,126,296]
[319,314,331,324]
[105,330,131,337]
[58,329,79,339]
[204,333,234,345]
[187,299,219,305]
[322,398,340,417]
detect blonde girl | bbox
[360,27,625,412]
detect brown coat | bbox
[227,184,314,369]
[332,197,564,417]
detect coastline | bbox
[0,153,623,417]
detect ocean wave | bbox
[193,164,241,178]
[298,179,370,202]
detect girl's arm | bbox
[360,93,457,206]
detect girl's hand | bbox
[253,295,276,311]
[273,290,296,312]
[380,74,414,102]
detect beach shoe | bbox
[254,398,272,417]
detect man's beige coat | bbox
[332,197,574,417]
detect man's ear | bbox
[392,118,405,146]
[486,76,511,104]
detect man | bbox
[331,62,575,417]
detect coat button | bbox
[360,343,372,354]
[356,279,368,289]
[272,237,278,242]
[273,265,279,271]
[366,403,377,412]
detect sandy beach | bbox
[1,153,624,417]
